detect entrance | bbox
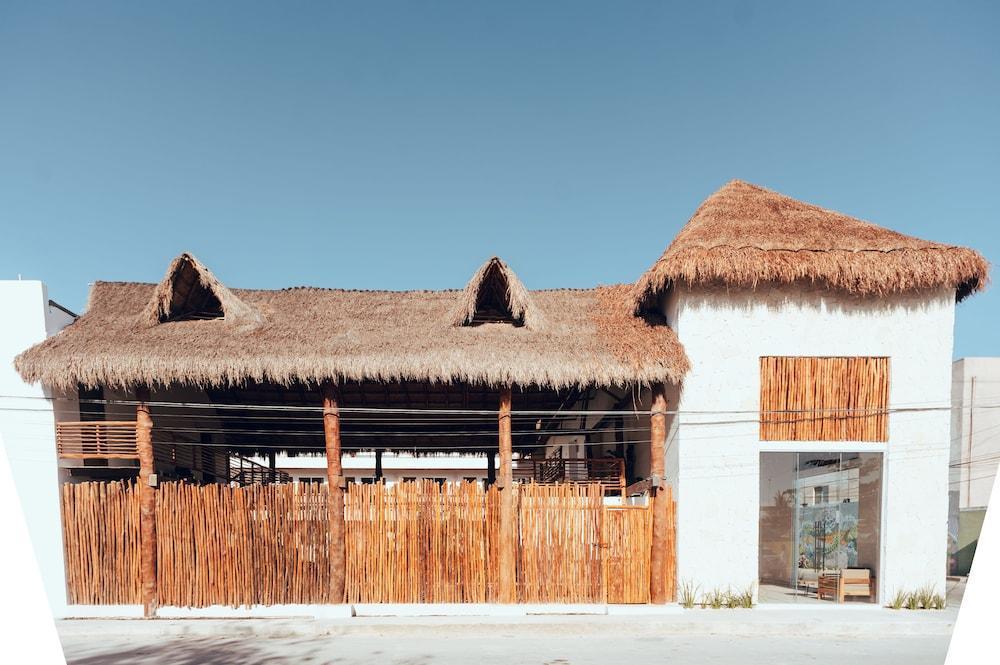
[759,452,882,604]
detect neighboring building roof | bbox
[14,253,689,391]
[632,180,989,311]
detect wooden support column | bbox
[374,449,383,482]
[649,383,669,604]
[322,382,346,603]
[135,387,157,617]
[498,386,516,603]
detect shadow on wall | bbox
[953,509,986,576]
[677,283,953,319]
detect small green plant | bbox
[889,586,946,610]
[731,583,755,608]
[679,580,699,609]
[699,587,725,609]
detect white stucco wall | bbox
[0,281,78,617]
[666,284,955,601]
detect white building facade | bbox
[662,284,956,603]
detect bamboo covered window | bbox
[759,356,889,442]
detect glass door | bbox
[759,452,882,604]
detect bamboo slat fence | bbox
[517,483,605,603]
[760,356,890,442]
[345,479,495,603]
[61,481,141,604]
[156,482,331,607]
[62,480,675,607]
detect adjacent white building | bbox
[949,357,1000,574]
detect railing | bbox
[56,421,138,459]
[229,454,291,486]
[513,458,625,496]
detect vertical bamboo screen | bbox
[61,481,141,605]
[63,479,675,607]
[760,356,890,442]
[156,482,330,607]
[344,481,666,604]
[517,483,605,603]
[344,480,492,603]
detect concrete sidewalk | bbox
[57,605,958,640]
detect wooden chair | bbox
[841,568,874,601]
[818,569,874,602]
[817,572,841,601]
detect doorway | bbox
[759,452,882,604]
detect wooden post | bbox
[498,386,516,602]
[374,449,383,482]
[649,383,669,604]
[135,387,157,617]
[322,382,346,603]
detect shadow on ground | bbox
[67,637,348,665]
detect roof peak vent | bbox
[450,257,543,329]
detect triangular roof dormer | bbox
[450,257,543,329]
[143,252,260,326]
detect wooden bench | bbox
[818,568,875,602]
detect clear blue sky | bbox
[1,1,996,358]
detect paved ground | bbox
[57,604,959,665]
[59,632,950,665]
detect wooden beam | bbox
[322,381,346,603]
[135,387,157,617]
[498,386,516,603]
[649,383,669,604]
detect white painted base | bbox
[353,603,609,617]
[62,605,144,619]
[156,604,356,619]
[57,602,895,619]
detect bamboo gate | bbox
[60,480,675,607]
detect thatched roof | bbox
[16,254,688,391]
[449,257,543,329]
[632,180,989,311]
[142,252,261,326]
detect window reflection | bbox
[759,452,882,604]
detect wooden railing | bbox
[514,458,625,496]
[229,454,291,486]
[56,421,138,459]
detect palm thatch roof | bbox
[632,180,989,311]
[449,257,543,329]
[15,254,688,391]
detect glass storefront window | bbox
[759,452,882,604]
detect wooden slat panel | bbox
[61,481,141,604]
[56,421,138,459]
[155,482,330,607]
[760,357,889,442]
